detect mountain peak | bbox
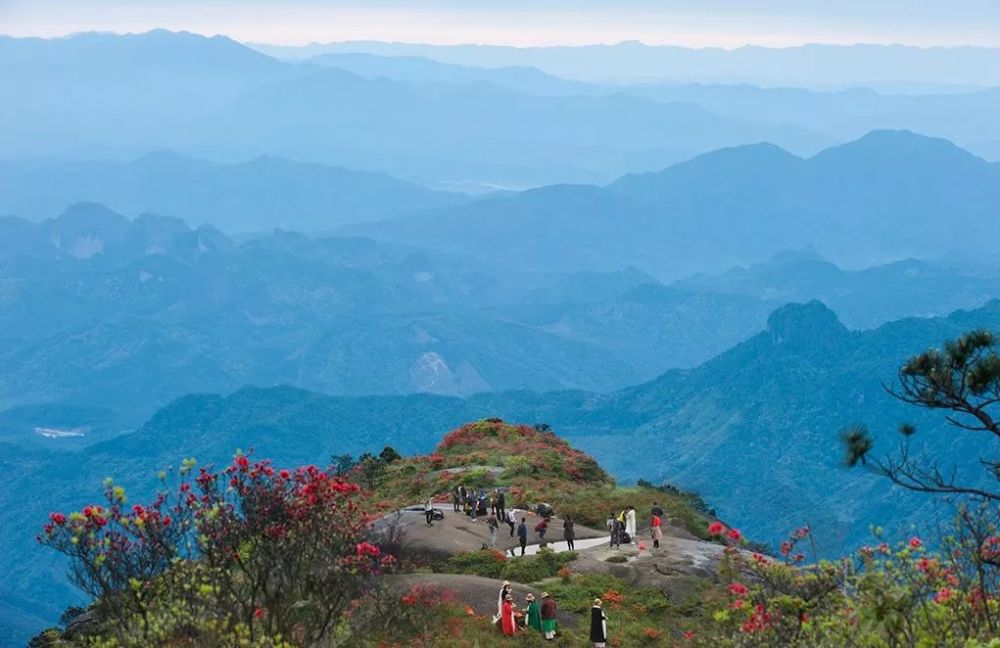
[812,129,982,166]
[766,301,848,350]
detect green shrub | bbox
[501,548,577,584]
[444,548,576,583]
[545,574,668,613]
[445,549,509,578]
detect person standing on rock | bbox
[506,509,517,538]
[650,511,663,549]
[525,593,541,632]
[453,486,462,512]
[563,516,576,551]
[607,510,620,548]
[541,592,557,640]
[496,488,506,520]
[517,518,528,556]
[501,594,517,636]
[488,515,500,548]
[590,598,608,647]
[625,506,636,545]
[424,496,435,526]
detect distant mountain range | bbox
[0,30,830,188]
[6,299,1000,644]
[0,153,465,230]
[5,152,1000,438]
[270,49,1000,163]
[192,65,825,188]
[253,40,1000,88]
[0,203,762,427]
[5,30,1000,192]
[345,130,1000,277]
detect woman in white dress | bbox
[625,506,636,544]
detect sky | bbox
[2,0,1000,47]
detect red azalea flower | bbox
[909,537,922,549]
[933,587,952,604]
[727,528,742,542]
[254,607,266,619]
[708,521,725,536]
[49,512,66,525]
[356,541,380,557]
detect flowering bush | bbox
[39,453,395,646]
[692,512,1000,647]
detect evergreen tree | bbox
[844,329,1000,499]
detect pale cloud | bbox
[1,0,998,46]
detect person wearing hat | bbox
[525,593,542,632]
[590,598,608,647]
[501,594,517,636]
[497,580,512,619]
[541,592,558,640]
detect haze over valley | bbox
[4,13,1000,646]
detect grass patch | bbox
[444,548,577,583]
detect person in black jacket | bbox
[563,516,576,551]
[589,599,607,647]
[496,489,506,520]
[517,518,528,556]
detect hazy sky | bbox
[3,0,1000,47]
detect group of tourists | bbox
[496,581,559,641]
[496,581,608,646]
[608,502,665,549]
[453,485,505,521]
[450,486,580,555]
[432,489,667,645]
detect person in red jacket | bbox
[535,517,549,542]
[501,595,517,636]
[651,512,663,549]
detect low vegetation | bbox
[446,548,577,583]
